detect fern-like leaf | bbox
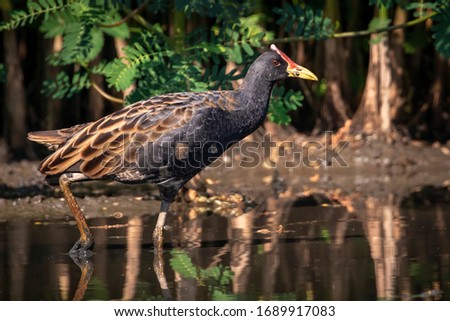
[57,22,104,65]
[0,0,66,31]
[42,70,90,99]
[103,30,171,91]
[39,6,77,38]
[169,249,198,280]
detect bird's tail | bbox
[27,123,90,151]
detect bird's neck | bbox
[236,77,273,131]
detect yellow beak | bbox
[287,65,318,81]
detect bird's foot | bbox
[68,237,94,258]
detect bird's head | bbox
[248,44,318,83]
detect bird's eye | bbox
[272,59,281,67]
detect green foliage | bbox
[320,227,331,244]
[42,70,90,99]
[402,1,442,14]
[103,33,165,91]
[175,0,254,22]
[3,0,450,126]
[0,0,67,31]
[0,0,321,125]
[368,16,392,44]
[431,2,450,58]
[170,249,234,300]
[268,86,304,125]
[221,14,274,64]
[169,249,198,279]
[274,3,334,39]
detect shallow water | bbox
[0,199,449,300]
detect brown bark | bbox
[3,28,27,158]
[349,32,392,139]
[389,6,407,121]
[44,36,62,129]
[429,53,446,140]
[341,7,408,142]
[318,0,351,131]
[321,38,351,130]
[88,55,105,120]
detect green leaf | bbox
[169,249,198,279]
[232,45,242,63]
[100,12,130,39]
[42,70,90,99]
[0,0,66,31]
[431,3,450,58]
[39,8,77,38]
[368,17,391,44]
[106,59,137,91]
[368,16,391,31]
[241,42,253,56]
[268,86,304,125]
[58,22,104,65]
[200,265,233,285]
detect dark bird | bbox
[28,44,318,256]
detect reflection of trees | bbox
[355,194,405,300]
[7,220,29,300]
[122,216,143,300]
[229,210,253,295]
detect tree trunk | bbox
[321,38,351,130]
[44,36,62,129]
[88,55,105,120]
[347,7,404,142]
[389,6,407,122]
[318,0,351,132]
[429,53,446,141]
[350,31,389,137]
[3,27,27,159]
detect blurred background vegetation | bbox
[1,0,449,159]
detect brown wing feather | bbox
[27,123,90,151]
[38,91,235,179]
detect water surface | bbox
[1,198,448,300]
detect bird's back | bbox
[28,90,240,185]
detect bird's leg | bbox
[153,210,167,249]
[152,198,173,300]
[69,254,94,301]
[59,173,94,256]
[153,199,171,251]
